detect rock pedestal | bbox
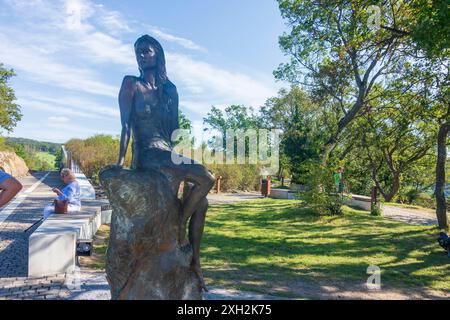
[99,166,202,300]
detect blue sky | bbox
[0,0,288,143]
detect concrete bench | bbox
[28,200,108,277]
[269,188,299,200]
[345,194,372,211]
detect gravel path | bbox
[382,205,438,226]
[207,191,264,205]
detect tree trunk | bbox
[435,121,450,230]
[321,85,367,165]
[383,173,400,202]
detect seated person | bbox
[0,169,23,208]
[43,168,81,219]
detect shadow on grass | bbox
[202,199,449,295]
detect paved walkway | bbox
[0,270,285,300]
[207,191,264,205]
[382,205,438,226]
[0,171,63,278]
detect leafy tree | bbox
[5,137,61,154]
[378,0,449,228]
[0,64,22,132]
[261,86,324,182]
[351,90,436,202]
[390,59,449,227]
[65,135,131,182]
[54,148,63,170]
[275,0,408,164]
[203,104,260,157]
[408,0,450,59]
[179,110,192,131]
[204,105,259,135]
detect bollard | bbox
[216,176,222,194]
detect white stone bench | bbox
[269,188,299,199]
[28,200,106,277]
[345,194,373,211]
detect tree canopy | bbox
[0,64,22,133]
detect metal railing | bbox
[61,145,81,174]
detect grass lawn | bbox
[81,199,450,298]
[202,199,449,296]
[36,152,56,166]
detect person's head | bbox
[60,168,76,184]
[134,35,167,84]
[337,167,343,173]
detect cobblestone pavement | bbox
[0,270,112,300]
[0,171,63,278]
[0,269,287,300]
[0,274,68,300]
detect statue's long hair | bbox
[134,35,168,101]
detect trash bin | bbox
[261,179,268,197]
[261,177,271,197]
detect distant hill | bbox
[5,137,62,154]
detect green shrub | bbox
[397,187,435,209]
[412,193,435,209]
[65,135,132,182]
[206,163,261,192]
[301,161,346,215]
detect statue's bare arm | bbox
[117,76,135,167]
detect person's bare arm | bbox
[117,76,135,167]
[52,188,63,196]
[0,177,23,207]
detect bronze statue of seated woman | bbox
[111,35,215,293]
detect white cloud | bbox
[98,7,133,34]
[18,98,104,119]
[2,0,280,144]
[65,0,95,31]
[0,34,118,97]
[48,116,70,123]
[18,91,119,118]
[147,26,207,52]
[168,53,276,109]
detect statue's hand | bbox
[100,164,122,174]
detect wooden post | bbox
[371,186,379,215]
[267,175,271,196]
[216,176,222,194]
